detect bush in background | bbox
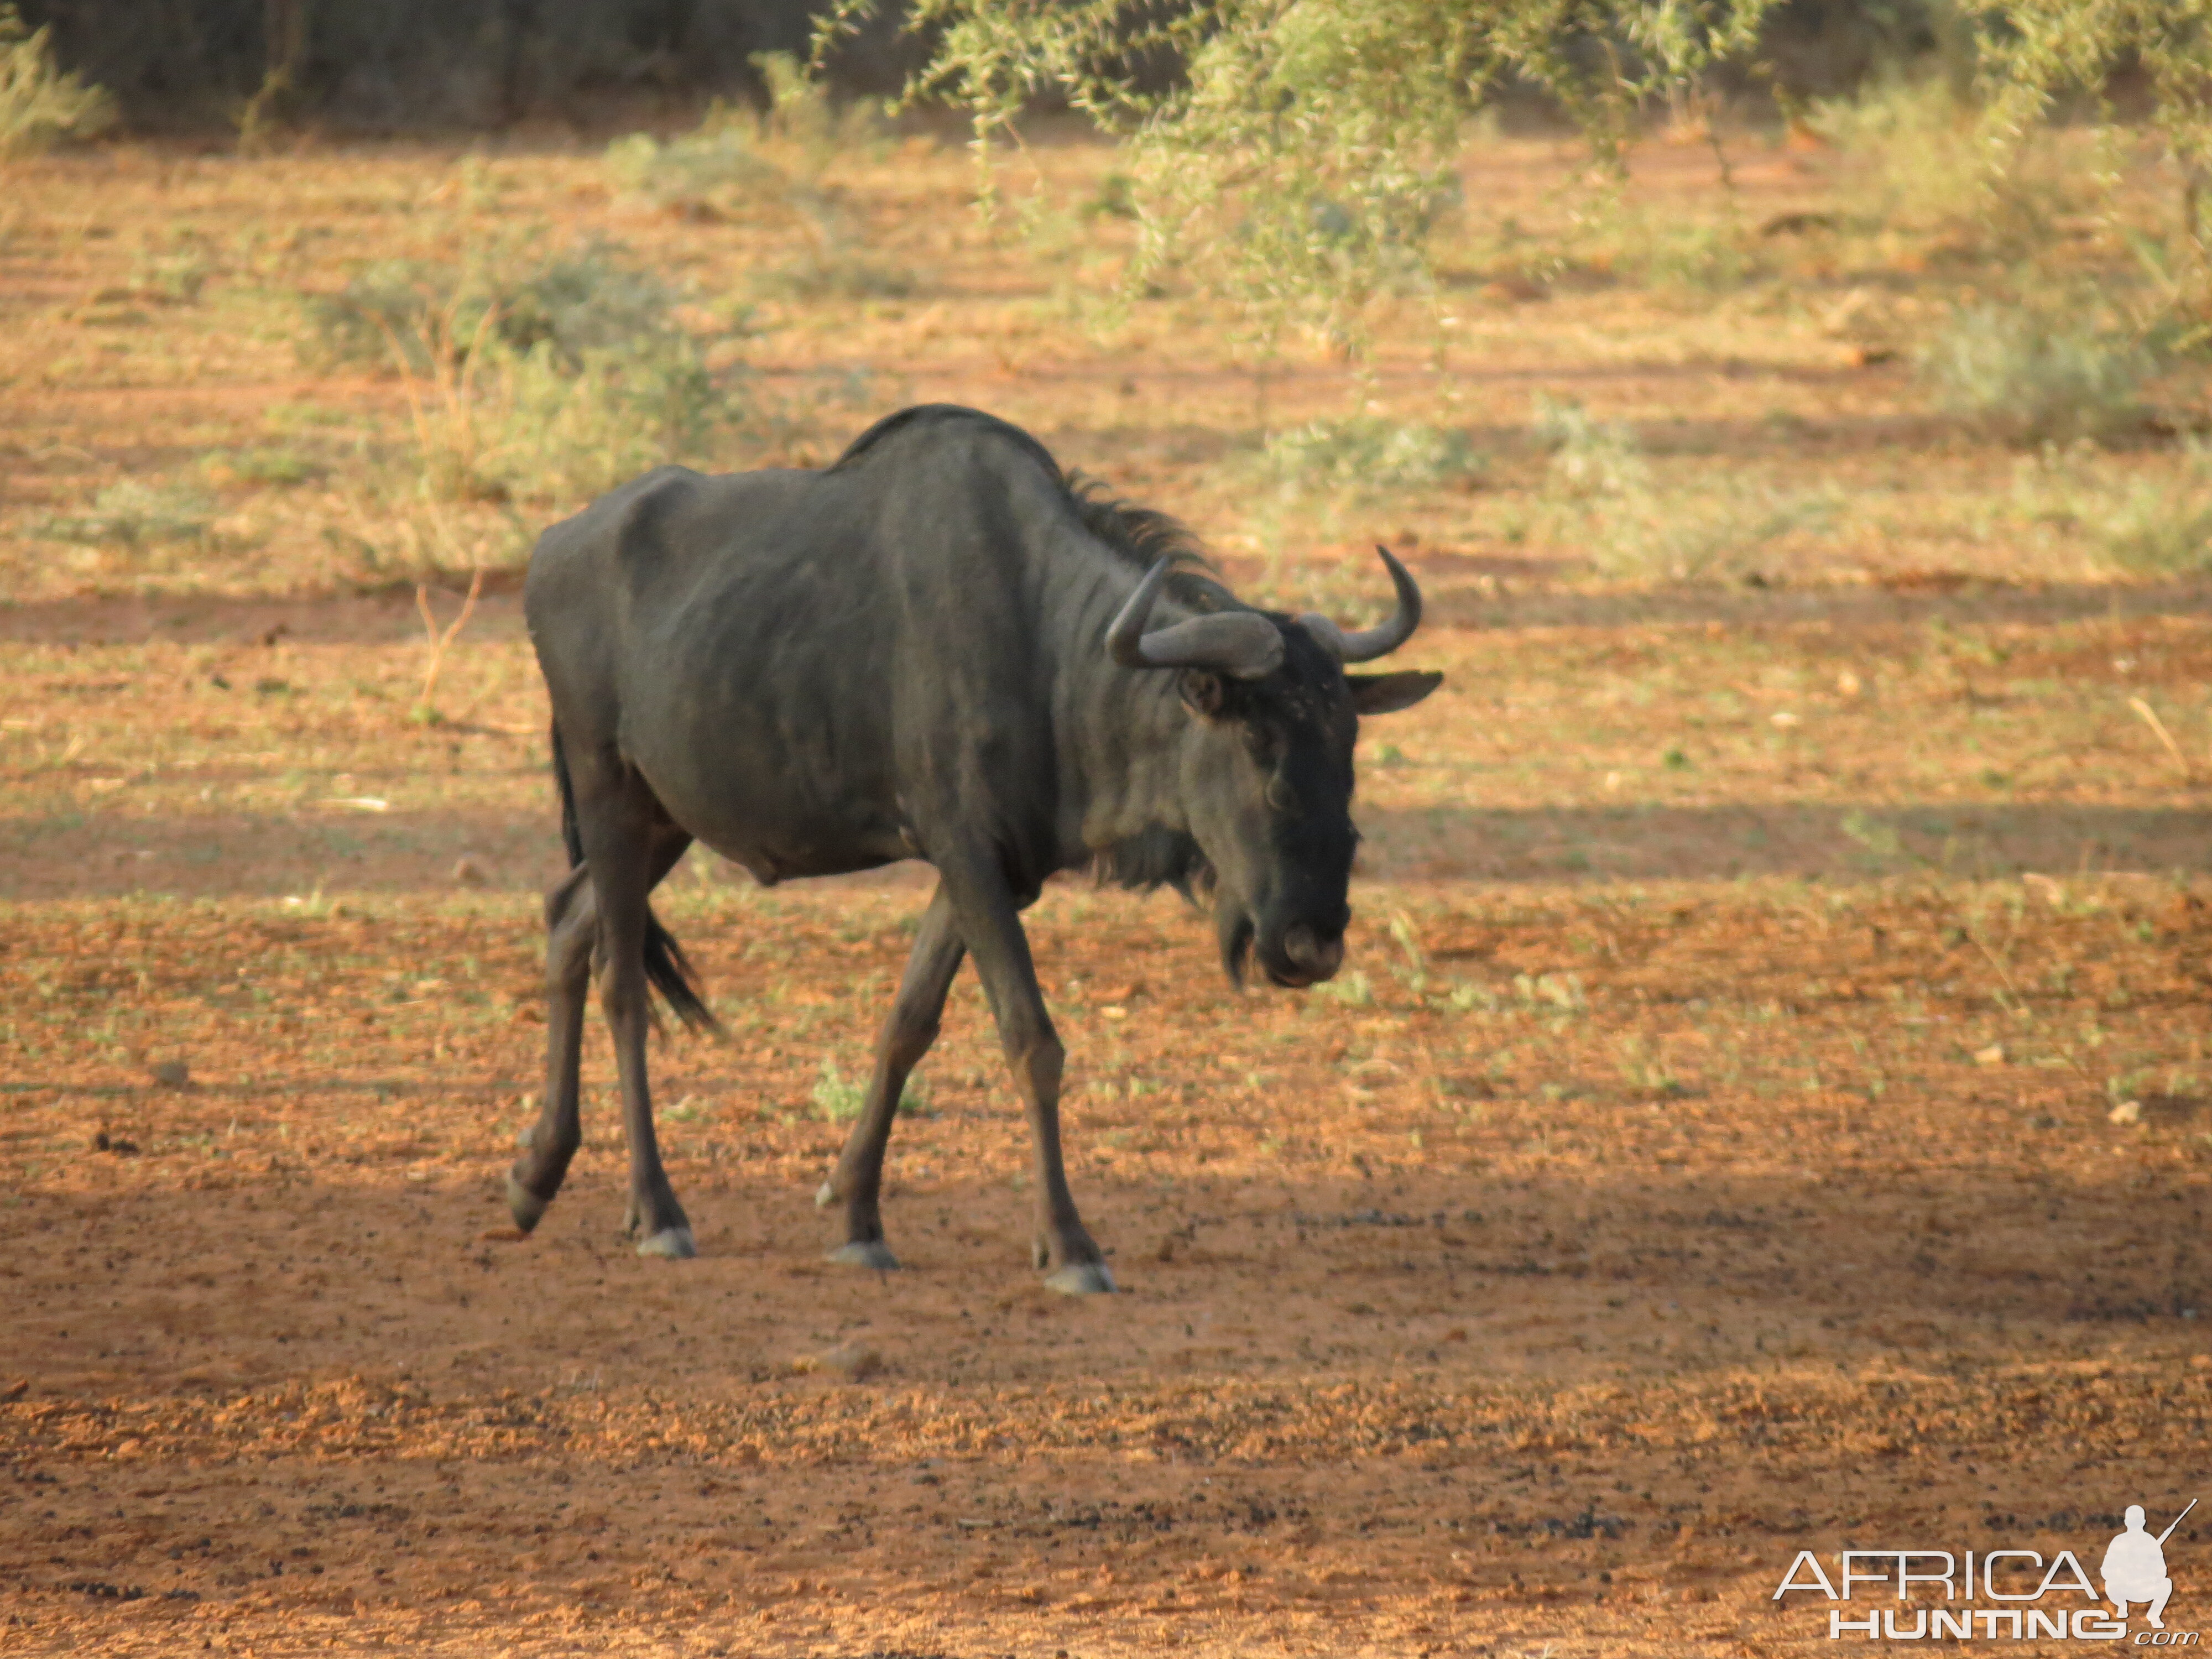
[606,59,909,298]
[304,237,748,512]
[0,4,111,158]
[303,239,693,378]
[1256,414,1484,499]
[1921,306,2154,445]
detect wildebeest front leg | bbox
[817,882,964,1270]
[939,855,1114,1295]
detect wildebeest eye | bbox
[1264,771,1297,813]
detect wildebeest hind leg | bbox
[545,751,701,1255]
[938,852,1115,1295]
[817,882,964,1269]
[508,826,694,1238]
[507,863,596,1233]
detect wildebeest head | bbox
[1108,546,1441,989]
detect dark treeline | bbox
[19,0,926,131]
[20,0,1955,135]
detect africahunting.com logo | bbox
[1774,1500,2198,1642]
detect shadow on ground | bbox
[7,800,2208,900]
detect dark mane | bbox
[831,404,1230,607]
[1091,826,1214,900]
[1061,470,1204,573]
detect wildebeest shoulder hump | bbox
[830,404,1221,608]
[828,403,1058,477]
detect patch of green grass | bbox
[1534,393,1645,498]
[1314,969,1374,1008]
[1514,971,1586,1014]
[749,242,916,301]
[1613,1034,1684,1098]
[124,247,212,304]
[810,1057,927,1123]
[1600,206,1759,299]
[2009,439,2212,576]
[206,446,323,488]
[34,480,213,546]
[1531,395,1838,582]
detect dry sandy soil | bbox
[4,123,2212,1657]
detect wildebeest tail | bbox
[642,915,718,1033]
[550,719,585,869]
[549,720,720,1034]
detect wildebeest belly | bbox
[622,712,913,885]
[692,795,912,885]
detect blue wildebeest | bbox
[509,405,1440,1292]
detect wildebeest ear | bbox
[1178,669,1229,718]
[1347,670,1442,715]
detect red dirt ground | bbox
[6,129,2212,1657]
[6,666,2211,1653]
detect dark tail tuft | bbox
[550,720,585,870]
[550,719,720,1034]
[644,912,719,1033]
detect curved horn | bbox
[1300,545,1423,663]
[1107,559,1284,680]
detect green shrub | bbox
[1921,306,2152,444]
[1809,72,1989,234]
[1255,414,1483,498]
[470,337,728,507]
[751,50,885,164]
[604,54,881,219]
[300,238,747,511]
[604,126,787,220]
[0,6,113,160]
[863,0,1778,356]
[301,239,688,375]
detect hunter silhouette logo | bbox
[2106,1501,2194,1632]
[1772,1499,2199,1642]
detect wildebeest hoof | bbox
[1042,1259,1117,1296]
[635,1226,696,1259]
[1030,1238,1050,1270]
[505,1173,548,1235]
[827,1239,899,1271]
